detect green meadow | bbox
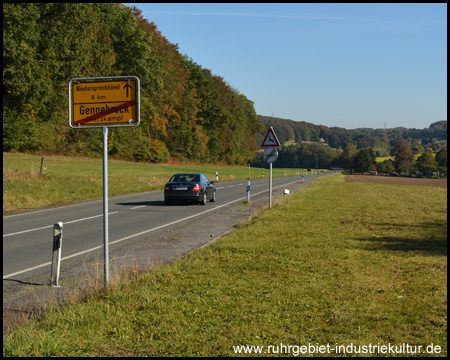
[3,173,447,356]
[3,152,307,213]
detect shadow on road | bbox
[116,200,202,207]
[3,279,45,286]
[115,200,165,207]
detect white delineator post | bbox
[246,181,251,203]
[50,222,63,287]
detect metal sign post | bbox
[269,163,273,208]
[263,147,278,208]
[102,127,109,286]
[69,76,140,287]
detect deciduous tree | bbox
[339,143,357,174]
[416,152,438,177]
[392,138,415,174]
[354,148,374,174]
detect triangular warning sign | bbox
[261,127,280,147]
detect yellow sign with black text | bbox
[69,76,140,128]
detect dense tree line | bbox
[258,116,447,158]
[3,3,263,164]
[252,142,341,170]
[338,140,447,177]
[254,116,447,176]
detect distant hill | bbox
[257,115,446,157]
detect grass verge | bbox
[3,152,308,213]
[3,173,447,356]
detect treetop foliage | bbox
[3,3,262,164]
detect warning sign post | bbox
[261,127,280,208]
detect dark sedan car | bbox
[164,173,216,205]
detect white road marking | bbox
[3,212,119,238]
[3,178,302,279]
[3,191,161,219]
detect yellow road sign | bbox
[69,76,140,128]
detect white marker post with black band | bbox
[50,222,63,287]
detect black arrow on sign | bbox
[264,148,277,161]
[123,83,132,97]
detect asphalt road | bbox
[3,173,324,281]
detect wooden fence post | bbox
[39,157,44,176]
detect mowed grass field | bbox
[3,173,447,356]
[2,152,306,213]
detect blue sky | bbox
[123,3,446,130]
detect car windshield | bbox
[170,174,200,183]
